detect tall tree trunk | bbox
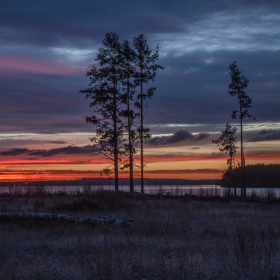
[129,147,133,192]
[140,71,144,194]
[240,106,246,197]
[113,80,119,191]
[127,83,134,193]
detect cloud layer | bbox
[0,1,279,180]
[149,129,210,145]
[0,1,279,134]
[0,145,97,157]
[249,129,280,142]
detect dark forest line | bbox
[222,164,280,188]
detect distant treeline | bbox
[0,178,218,187]
[222,164,280,188]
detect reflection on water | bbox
[0,184,280,197]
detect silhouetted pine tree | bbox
[212,123,237,195]
[80,33,163,192]
[133,34,163,193]
[228,61,255,197]
[80,32,124,191]
[119,40,139,193]
[213,123,237,171]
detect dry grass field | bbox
[0,189,280,279]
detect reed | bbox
[0,190,280,279]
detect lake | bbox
[0,184,280,198]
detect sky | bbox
[0,0,280,182]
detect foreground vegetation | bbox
[0,190,280,279]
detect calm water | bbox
[0,184,280,197]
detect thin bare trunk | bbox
[127,83,134,193]
[140,70,144,193]
[113,77,119,191]
[240,104,245,197]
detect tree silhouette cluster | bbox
[80,32,163,192]
[81,37,258,196]
[213,61,255,197]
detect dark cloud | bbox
[249,129,280,142]
[0,148,29,156]
[0,0,279,135]
[145,169,222,174]
[1,1,279,47]
[149,49,280,125]
[31,145,98,157]
[149,130,210,145]
[0,145,98,157]
[142,151,224,161]
[166,130,194,144]
[49,141,67,144]
[196,133,211,141]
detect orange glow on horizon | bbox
[1,141,280,181]
[0,169,222,182]
[1,155,280,181]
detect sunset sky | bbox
[0,0,280,182]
